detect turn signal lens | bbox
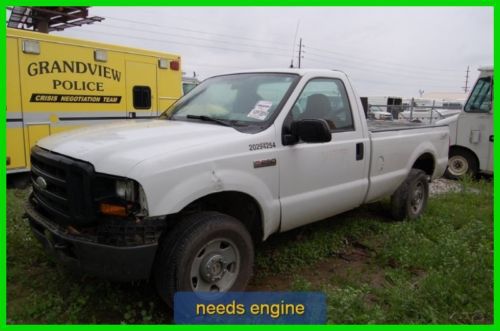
[100,203,127,217]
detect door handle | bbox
[490,135,493,142]
[356,142,364,161]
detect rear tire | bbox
[444,149,478,180]
[154,211,254,307]
[391,169,429,221]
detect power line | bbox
[99,22,292,53]
[62,24,464,92]
[352,77,461,90]
[136,8,252,33]
[304,49,463,79]
[103,15,292,48]
[303,56,460,89]
[74,16,465,80]
[65,28,292,59]
[305,45,462,73]
[303,55,463,84]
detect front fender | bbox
[129,164,281,240]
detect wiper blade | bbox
[186,115,244,127]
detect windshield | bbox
[464,76,493,112]
[162,73,299,127]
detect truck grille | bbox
[31,146,97,226]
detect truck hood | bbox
[37,119,240,176]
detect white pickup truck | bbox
[25,69,449,304]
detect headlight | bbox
[116,180,136,201]
[138,185,148,214]
[98,177,149,217]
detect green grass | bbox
[7,179,493,324]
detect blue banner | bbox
[174,291,326,324]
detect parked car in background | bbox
[366,96,403,119]
[368,105,393,120]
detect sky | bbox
[15,6,493,97]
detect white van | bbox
[443,66,493,179]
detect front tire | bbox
[391,169,429,221]
[154,212,254,306]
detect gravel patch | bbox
[429,178,462,196]
[429,178,481,196]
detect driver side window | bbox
[288,78,354,131]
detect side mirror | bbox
[290,119,332,143]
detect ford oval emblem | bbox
[35,176,47,189]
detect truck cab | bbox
[444,66,493,179]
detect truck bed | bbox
[367,119,446,132]
[364,120,449,204]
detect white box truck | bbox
[441,66,493,179]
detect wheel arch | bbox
[411,152,435,177]
[449,145,480,167]
[178,191,265,243]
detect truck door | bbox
[279,78,368,231]
[456,75,493,173]
[126,61,157,118]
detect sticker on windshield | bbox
[247,100,273,120]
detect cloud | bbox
[49,6,492,97]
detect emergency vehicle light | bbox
[22,40,40,55]
[158,58,169,69]
[170,60,180,71]
[94,49,108,62]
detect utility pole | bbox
[298,38,303,69]
[463,66,470,93]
